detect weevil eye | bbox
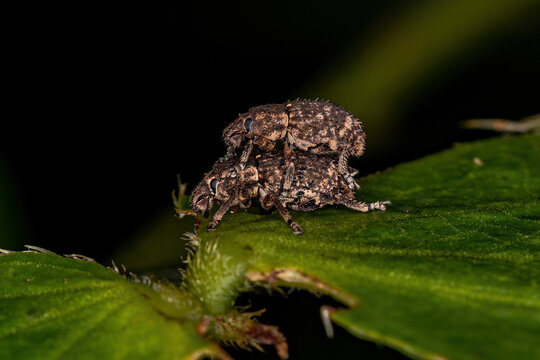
[244,117,253,132]
[210,178,217,194]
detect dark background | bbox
[1,1,539,358]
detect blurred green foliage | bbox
[304,0,539,151]
[112,209,190,272]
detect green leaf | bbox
[0,251,223,360]
[193,134,540,359]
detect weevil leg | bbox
[259,188,274,210]
[338,198,391,212]
[282,162,295,191]
[194,214,201,233]
[207,195,238,231]
[348,166,359,178]
[272,196,303,234]
[284,141,293,160]
[240,197,252,208]
[239,140,254,170]
[229,205,241,213]
[338,150,360,190]
[219,145,237,162]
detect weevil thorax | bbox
[214,160,259,201]
[223,104,288,151]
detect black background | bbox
[2,1,539,358]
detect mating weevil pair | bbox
[190,99,390,234]
[222,99,365,190]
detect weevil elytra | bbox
[222,99,366,190]
[190,150,389,234]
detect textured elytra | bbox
[286,100,365,156]
[190,150,388,234]
[222,99,366,189]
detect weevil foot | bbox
[368,200,391,211]
[291,221,303,235]
[206,221,219,231]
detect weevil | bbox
[222,99,366,190]
[190,150,389,234]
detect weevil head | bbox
[190,159,237,217]
[223,104,288,150]
[190,161,229,217]
[190,159,259,216]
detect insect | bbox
[222,99,366,190]
[190,150,389,234]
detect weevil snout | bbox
[190,184,214,217]
[228,131,244,147]
[192,194,211,215]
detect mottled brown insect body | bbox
[191,150,388,234]
[222,99,365,189]
[257,151,359,211]
[286,100,365,157]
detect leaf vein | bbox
[0,283,118,300]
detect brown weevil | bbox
[190,150,389,234]
[222,99,366,190]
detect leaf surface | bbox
[0,252,221,360]
[196,135,540,359]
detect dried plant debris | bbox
[462,114,540,133]
[0,245,59,255]
[172,174,197,219]
[222,99,366,189]
[198,311,289,359]
[191,150,389,234]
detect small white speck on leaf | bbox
[473,157,484,166]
